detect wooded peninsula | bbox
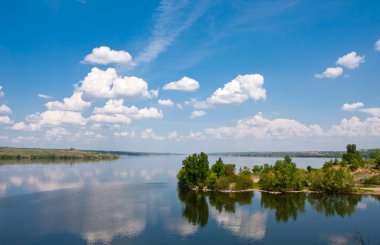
[177,144,380,195]
[0,147,119,161]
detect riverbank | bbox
[0,147,119,161]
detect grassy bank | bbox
[0,147,119,161]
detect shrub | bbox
[235,174,253,190]
[216,175,237,190]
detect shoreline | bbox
[188,187,380,196]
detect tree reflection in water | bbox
[260,192,306,223]
[177,189,209,227]
[209,192,253,213]
[308,193,362,217]
[178,189,368,226]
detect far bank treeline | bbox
[177,144,380,193]
[0,147,119,161]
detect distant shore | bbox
[0,147,119,161]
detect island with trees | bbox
[0,147,119,161]
[177,144,380,194]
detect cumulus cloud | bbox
[140,128,165,141]
[329,116,380,137]
[336,51,365,69]
[376,39,380,51]
[45,92,91,111]
[359,108,380,117]
[163,76,200,92]
[11,122,40,131]
[0,116,13,124]
[0,104,12,114]
[341,102,364,111]
[315,67,343,79]
[190,110,206,118]
[45,127,71,140]
[204,113,324,139]
[76,67,156,100]
[185,98,211,109]
[83,46,134,65]
[38,93,53,99]
[92,99,163,123]
[158,99,174,107]
[39,110,87,126]
[207,74,266,105]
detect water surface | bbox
[0,156,379,244]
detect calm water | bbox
[0,155,379,244]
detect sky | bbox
[0,0,380,153]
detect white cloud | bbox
[0,86,4,97]
[77,67,156,100]
[114,131,130,137]
[204,113,324,139]
[45,92,91,111]
[11,136,38,143]
[190,110,206,118]
[39,110,87,126]
[0,104,12,114]
[163,76,200,92]
[38,93,53,99]
[0,136,8,140]
[341,102,364,111]
[90,114,132,124]
[329,116,380,137]
[315,67,343,79]
[176,103,183,109]
[83,46,134,65]
[376,39,380,51]
[158,99,174,107]
[45,127,71,140]
[336,51,365,69]
[92,99,163,123]
[185,98,211,109]
[207,74,266,105]
[140,128,165,141]
[0,116,13,124]
[11,122,40,131]
[359,108,380,117]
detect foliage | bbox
[206,172,218,190]
[309,167,354,193]
[235,174,253,190]
[0,147,118,161]
[363,175,380,185]
[342,144,363,168]
[177,152,210,188]
[211,157,226,178]
[224,164,236,176]
[216,175,237,190]
[239,166,251,175]
[252,165,262,175]
[259,156,305,192]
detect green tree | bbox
[309,167,354,193]
[252,165,262,175]
[224,164,236,176]
[342,144,363,168]
[259,156,305,192]
[177,152,210,188]
[211,157,226,178]
[239,166,251,175]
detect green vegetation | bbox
[177,144,380,194]
[0,147,119,161]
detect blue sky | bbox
[0,0,380,152]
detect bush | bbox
[177,152,210,188]
[363,176,380,185]
[216,175,237,190]
[224,164,236,176]
[235,174,253,190]
[206,172,218,190]
[309,167,354,193]
[211,157,226,178]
